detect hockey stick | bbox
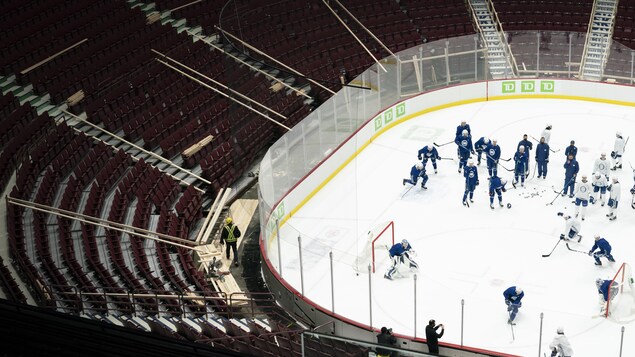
[507,309,516,342]
[401,183,416,199]
[437,157,455,161]
[547,177,574,205]
[565,243,588,255]
[542,239,562,257]
[433,140,454,147]
[529,135,559,153]
[485,153,514,172]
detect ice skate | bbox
[402,179,406,186]
[490,203,494,209]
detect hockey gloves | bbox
[550,349,558,357]
[611,151,617,159]
[560,234,566,240]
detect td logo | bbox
[374,102,407,132]
[501,80,555,94]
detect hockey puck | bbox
[507,203,512,209]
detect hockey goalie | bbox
[384,239,419,280]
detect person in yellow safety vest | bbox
[221,217,241,267]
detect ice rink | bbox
[275,98,635,356]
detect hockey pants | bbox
[537,160,548,177]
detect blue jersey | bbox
[564,159,579,178]
[486,144,500,164]
[418,146,439,160]
[464,165,478,184]
[489,176,506,191]
[565,145,578,157]
[514,150,529,166]
[455,134,474,158]
[456,124,471,137]
[503,286,524,304]
[590,238,612,254]
[389,242,411,257]
[535,142,550,162]
[599,280,617,301]
[410,165,425,179]
[517,139,533,152]
[474,137,489,152]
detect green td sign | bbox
[374,102,406,132]
[502,80,554,94]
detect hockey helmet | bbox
[617,131,622,137]
[594,172,601,178]
[557,327,564,334]
[401,239,409,248]
[427,144,433,150]
[546,123,552,129]
[612,176,619,182]
[515,287,523,295]
[596,278,604,288]
[518,145,525,151]
[468,159,475,166]
[484,137,490,143]
[594,234,601,240]
[462,129,468,136]
[415,162,423,170]
[601,152,606,157]
[225,217,233,224]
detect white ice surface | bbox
[274,98,635,357]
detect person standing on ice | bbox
[564,140,578,158]
[573,174,591,221]
[606,176,621,221]
[541,123,552,144]
[593,152,610,180]
[563,154,579,198]
[588,235,615,266]
[486,138,501,177]
[474,136,490,166]
[503,286,524,324]
[489,175,507,209]
[591,172,608,206]
[455,129,474,173]
[611,131,626,170]
[535,136,550,179]
[513,145,529,187]
[517,134,533,178]
[418,144,440,174]
[462,160,478,206]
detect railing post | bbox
[413,274,417,338]
[630,51,634,85]
[330,251,335,313]
[536,32,541,76]
[619,326,625,357]
[368,264,373,329]
[568,33,573,78]
[460,299,465,347]
[301,332,306,357]
[276,219,282,277]
[538,312,544,357]
[298,235,304,296]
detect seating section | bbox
[0,255,27,304]
[614,2,635,48]
[493,0,594,32]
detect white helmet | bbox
[612,177,619,183]
[515,287,523,295]
[596,278,604,288]
[484,137,490,143]
[594,172,601,178]
[415,162,423,170]
[427,145,433,150]
[601,152,606,157]
[401,239,409,247]
[594,234,601,240]
[617,131,622,137]
[468,159,475,166]
[557,327,564,334]
[462,129,468,136]
[519,145,525,151]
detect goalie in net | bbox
[384,240,419,280]
[596,262,635,321]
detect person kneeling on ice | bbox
[403,162,429,189]
[596,278,619,315]
[384,240,419,280]
[489,175,507,209]
[503,286,524,324]
[549,327,573,357]
[588,235,615,266]
[558,213,582,242]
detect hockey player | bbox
[631,169,635,208]
[489,175,507,209]
[564,140,578,158]
[418,144,440,174]
[403,162,429,189]
[462,160,478,206]
[562,154,579,198]
[559,213,582,242]
[596,278,619,315]
[611,132,626,170]
[486,139,501,177]
[549,327,573,357]
[588,235,615,266]
[503,286,524,324]
[517,134,533,177]
[574,175,591,220]
[455,120,471,137]
[541,124,552,144]
[591,172,608,206]
[593,152,610,180]
[606,177,621,221]
[455,129,474,173]
[535,137,550,179]
[384,239,419,280]
[474,136,490,165]
[513,145,528,187]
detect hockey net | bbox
[605,262,635,322]
[353,221,394,274]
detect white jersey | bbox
[593,158,610,177]
[564,217,581,234]
[609,181,621,201]
[549,334,573,356]
[575,181,591,201]
[541,128,551,144]
[592,175,608,188]
[614,137,626,155]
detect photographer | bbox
[376,326,397,357]
[425,319,445,355]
